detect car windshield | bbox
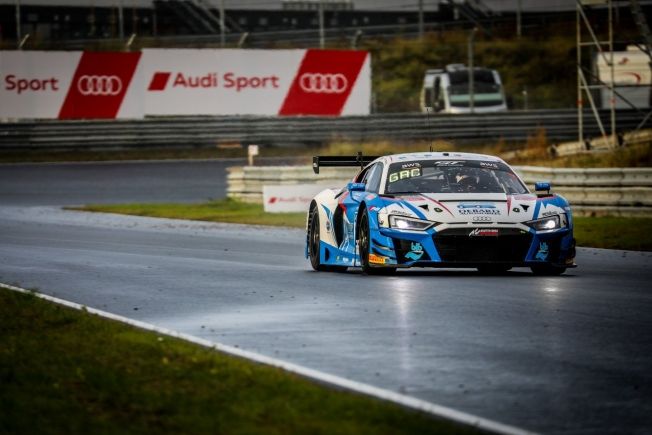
[384,160,528,194]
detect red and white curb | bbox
[1,282,534,435]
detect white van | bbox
[420,64,508,114]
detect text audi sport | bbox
[306,152,576,275]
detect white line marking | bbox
[1,282,534,435]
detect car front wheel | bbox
[358,209,396,275]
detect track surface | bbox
[1,160,652,434]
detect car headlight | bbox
[389,215,433,231]
[526,214,567,231]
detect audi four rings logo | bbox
[299,73,348,94]
[77,75,123,96]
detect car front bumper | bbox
[368,226,576,269]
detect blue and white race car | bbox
[306,152,576,275]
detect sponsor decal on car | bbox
[345,221,355,240]
[368,253,388,264]
[388,168,421,183]
[457,203,501,215]
[479,161,500,169]
[536,242,549,261]
[396,196,424,202]
[337,255,355,264]
[469,228,499,237]
[513,194,537,200]
[434,161,464,166]
[404,242,424,261]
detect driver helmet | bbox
[455,167,479,185]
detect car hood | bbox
[380,192,551,224]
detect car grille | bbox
[433,228,532,263]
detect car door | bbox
[340,163,383,256]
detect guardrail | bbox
[227,165,652,217]
[0,109,646,150]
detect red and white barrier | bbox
[0,49,371,119]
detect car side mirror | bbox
[347,182,366,192]
[535,181,551,196]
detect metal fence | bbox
[227,164,652,217]
[0,109,647,150]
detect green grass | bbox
[573,217,652,251]
[74,199,652,251]
[0,286,478,435]
[72,199,306,228]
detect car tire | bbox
[477,265,512,275]
[358,208,396,275]
[530,265,567,276]
[308,207,347,273]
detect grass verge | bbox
[572,217,652,251]
[0,286,478,435]
[72,198,306,228]
[73,199,652,251]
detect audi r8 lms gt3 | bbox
[306,152,576,275]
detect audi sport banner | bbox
[142,49,370,116]
[0,49,370,119]
[0,51,144,119]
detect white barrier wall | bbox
[228,165,652,217]
[0,49,371,119]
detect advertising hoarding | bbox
[263,184,336,213]
[0,49,371,119]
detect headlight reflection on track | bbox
[544,285,561,293]
[391,279,417,373]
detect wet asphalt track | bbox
[1,160,652,434]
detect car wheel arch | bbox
[355,201,368,238]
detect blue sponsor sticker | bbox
[536,242,549,261]
[405,242,424,261]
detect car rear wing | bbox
[312,152,381,174]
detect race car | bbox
[306,152,576,275]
